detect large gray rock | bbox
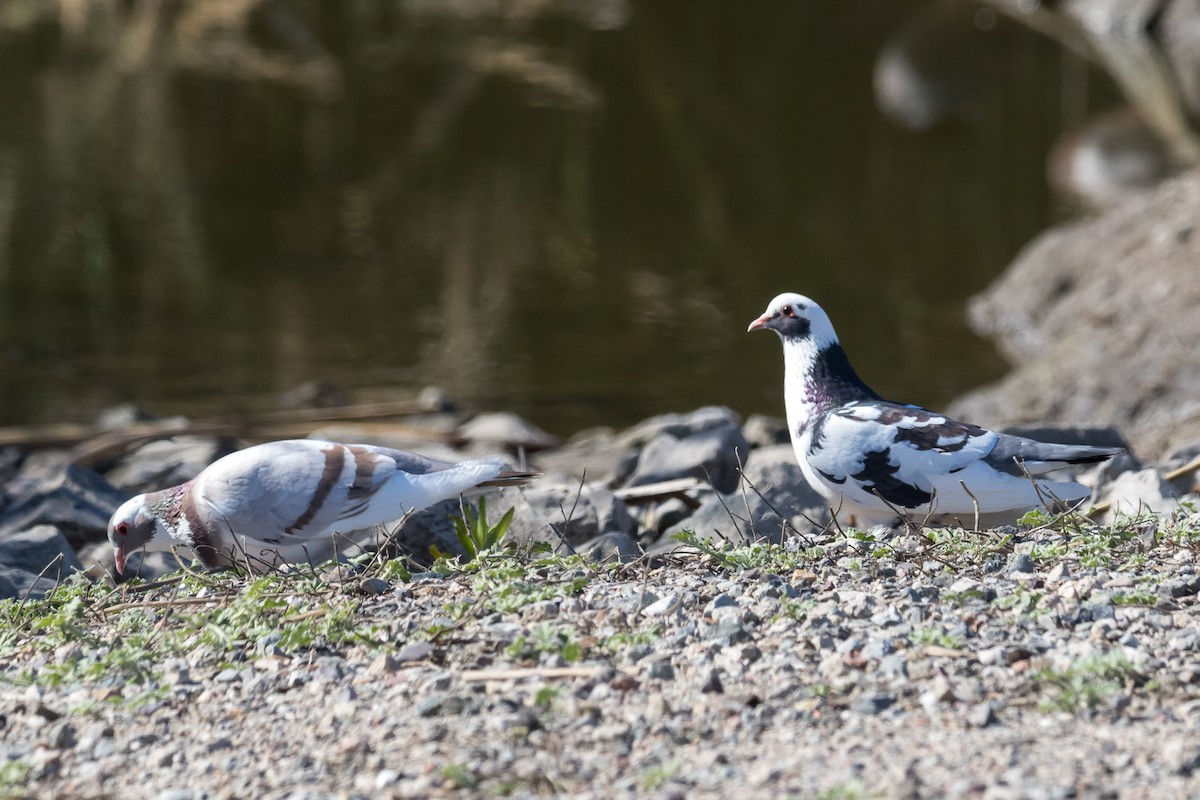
[1098,468,1181,524]
[0,570,19,600]
[505,483,636,546]
[634,496,698,536]
[94,403,160,430]
[0,457,128,548]
[1163,438,1200,495]
[533,427,625,482]
[0,447,22,507]
[103,436,236,495]
[0,517,77,598]
[606,410,743,488]
[616,406,742,448]
[949,173,1200,460]
[0,565,59,601]
[576,532,641,563]
[77,540,186,582]
[457,412,561,451]
[0,525,83,580]
[122,552,187,581]
[625,425,750,495]
[495,487,577,555]
[399,484,615,562]
[736,445,827,507]
[380,495,514,565]
[742,415,790,449]
[661,445,828,548]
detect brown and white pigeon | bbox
[106,439,533,573]
[748,292,1123,526]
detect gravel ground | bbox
[5,508,1200,799]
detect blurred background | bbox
[0,0,1195,435]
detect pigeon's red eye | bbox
[116,522,129,537]
[781,306,796,318]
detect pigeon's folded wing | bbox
[193,440,426,541]
[807,403,999,499]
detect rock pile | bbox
[0,401,1194,599]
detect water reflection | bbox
[0,1,1130,434]
[874,3,1013,131]
[983,0,1199,206]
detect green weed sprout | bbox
[431,497,515,564]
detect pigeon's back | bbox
[195,440,520,542]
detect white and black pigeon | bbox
[748,292,1123,526]
[106,439,533,574]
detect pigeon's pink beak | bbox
[114,544,127,576]
[747,313,772,332]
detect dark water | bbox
[0,1,1115,435]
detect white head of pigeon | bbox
[749,292,1123,527]
[107,494,165,576]
[747,292,877,436]
[746,292,840,348]
[106,439,534,575]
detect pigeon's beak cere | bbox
[114,544,126,576]
[747,313,773,332]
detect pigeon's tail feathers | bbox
[1021,445,1124,476]
[987,435,1124,476]
[1077,446,1124,463]
[391,458,528,511]
[361,446,535,486]
[477,470,539,488]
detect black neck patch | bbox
[806,344,881,409]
